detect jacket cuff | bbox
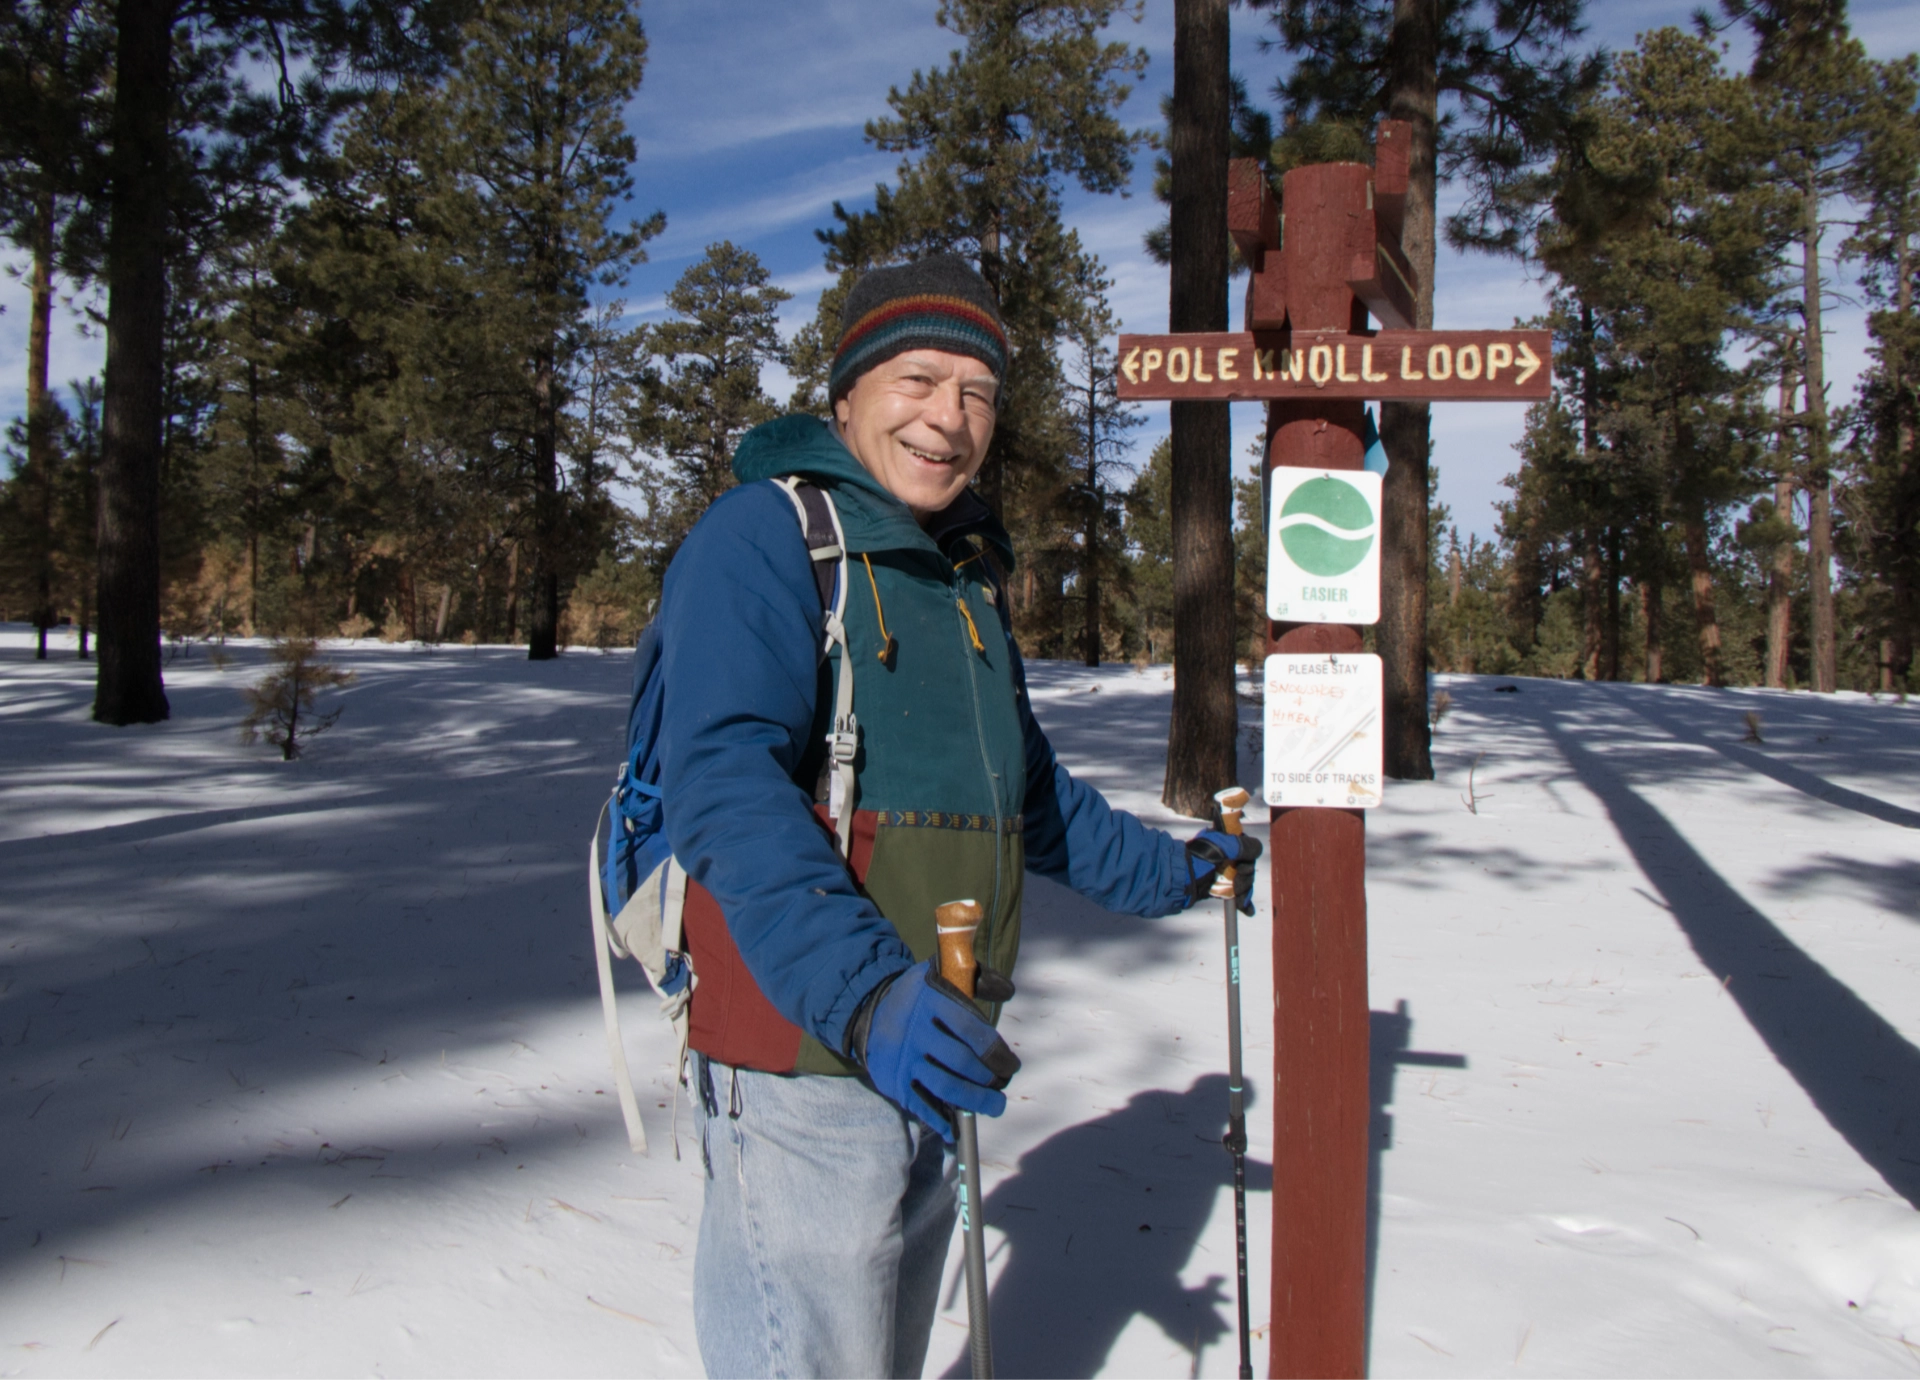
[818,947,916,1055]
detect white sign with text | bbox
[1263,653,1384,809]
[1266,468,1382,625]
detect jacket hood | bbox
[732,413,1013,568]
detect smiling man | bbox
[646,254,1259,1378]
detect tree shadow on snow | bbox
[1539,703,1920,1207]
[1765,854,1920,925]
[1618,692,1920,830]
[1366,1002,1466,1371]
[0,648,647,1272]
[955,1010,1466,1380]
[956,1075,1270,1380]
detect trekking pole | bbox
[1212,786,1256,1380]
[936,898,994,1380]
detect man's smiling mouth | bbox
[904,445,957,466]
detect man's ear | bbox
[832,395,850,430]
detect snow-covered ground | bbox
[2,625,1917,1378]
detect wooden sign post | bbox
[1117,122,1550,1379]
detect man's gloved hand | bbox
[846,959,1020,1142]
[1186,829,1263,916]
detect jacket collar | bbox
[732,414,1014,570]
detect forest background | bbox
[1,0,1917,704]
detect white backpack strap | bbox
[659,857,692,1158]
[773,476,858,857]
[589,798,648,1155]
[823,609,857,857]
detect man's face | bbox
[833,350,998,521]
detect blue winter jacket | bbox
[653,415,1192,1067]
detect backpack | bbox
[587,477,854,1155]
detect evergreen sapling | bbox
[240,638,354,760]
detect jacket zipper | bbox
[952,567,1004,950]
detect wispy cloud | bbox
[646,156,890,259]
[623,0,958,163]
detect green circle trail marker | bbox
[1267,467,1382,625]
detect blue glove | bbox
[846,959,1021,1142]
[1186,829,1263,915]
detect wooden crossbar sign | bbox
[1116,121,1554,1380]
[1114,329,1550,403]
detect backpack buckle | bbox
[828,715,858,765]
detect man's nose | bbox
[925,380,968,432]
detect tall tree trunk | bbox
[504,539,520,642]
[1767,475,1797,689]
[1801,177,1836,692]
[93,0,174,725]
[1508,525,1542,653]
[1766,362,1797,689]
[1642,575,1664,684]
[29,188,56,661]
[1377,0,1438,780]
[528,342,561,660]
[1604,528,1623,680]
[1084,383,1101,668]
[1577,311,1603,681]
[1683,509,1723,687]
[1807,472,1833,687]
[1579,523,1603,680]
[1161,0,1235,818]
[1891,219,1915,688]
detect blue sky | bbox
[2,0,1914,539]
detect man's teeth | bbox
[905,446,954,464]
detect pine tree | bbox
[634,241,791,557]
[1124,437,1175,663]
[440,0,663,660]
[1840,54,1920,690]
[1250,0,1603,776]
[1511,30,1781,688]
[1061,262,1142,666]
[0,1,112,658]
[1734,0,1883,693]
[265,79,520,645]
[239,637,355,760]
[80,0,464,723]
[0,406,61,649]
[818,0,1148,642]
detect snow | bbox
[3,625,1918,1377]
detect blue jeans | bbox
[692,1055,958,1379]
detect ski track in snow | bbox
[2,627,1918,1377]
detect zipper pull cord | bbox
[955,595,986,654]
[859,553,899,669]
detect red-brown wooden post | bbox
[1117,120,1547,1380]
[1258,156,1376,1380]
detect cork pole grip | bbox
[1213,787,1251,899]
[935,899,983,999]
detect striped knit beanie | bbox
[828,254,1009,405]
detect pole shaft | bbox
[1224,892,1253,1379]
[936,901,995,1380]
[958,1112,993,1379]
